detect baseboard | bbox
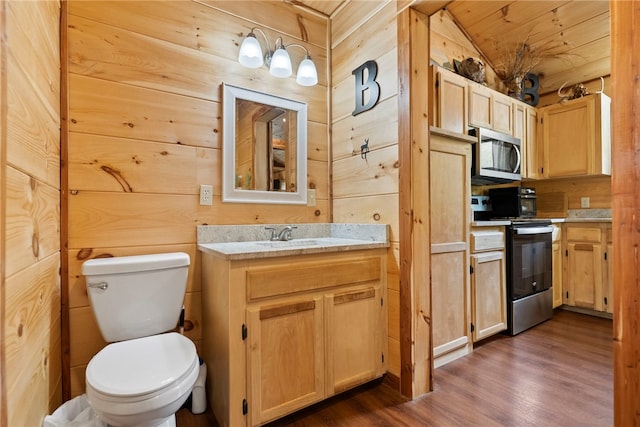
[559,305,613,319]
[383,372,400,391]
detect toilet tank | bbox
[81,252,190,342]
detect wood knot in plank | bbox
[296,14,309,42]
[77,248,93,260]
[32,232,39,258]
[101,165,133,192]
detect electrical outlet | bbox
[307,189,316,206]
[199,184,213,206]
[581,197,590,208]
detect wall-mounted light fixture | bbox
[238,28,318,87]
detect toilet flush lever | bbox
[88,281,108,290]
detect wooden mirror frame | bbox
[222,83,308,204]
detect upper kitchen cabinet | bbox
[431,66,537,179]
[468,83,514,135]
[431,66,468,135]
[513,102,540,180]
[538,93,611,179]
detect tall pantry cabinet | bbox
[429,129,473,367]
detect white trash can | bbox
[43,394,107,427]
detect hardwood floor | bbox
[177,310,613,427]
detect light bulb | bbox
[269,47,292,78]
[238,34,264,68]
[296,57,318,86]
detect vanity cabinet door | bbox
[325,285,386,396]
[247,296,324,426]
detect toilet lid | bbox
[86,332,197,397]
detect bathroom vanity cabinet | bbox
[200,248,387,427]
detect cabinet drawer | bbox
[470,230,505,252]
[566,227,602,243]
[247,257,382,300]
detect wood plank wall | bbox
[0,2,6,424]
[2,1,62,425]
[65,0,329,398]
[330,0,401,380]
[430,9,505,91]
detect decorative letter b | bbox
[352,60,380,116]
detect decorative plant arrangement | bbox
[493,34,570,97]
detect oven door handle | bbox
[514,226,554,235]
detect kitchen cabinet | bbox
[201,249,387,426]
[563,223,612,313]
[514,102,540,180]
[552,224,563,308]
[430,129,473,367]
[470,226,507,341]
[431,66,467,135]
[538,93,611,178]
[468,83,492,130]
[604,225,613,314]
[468,82,514,135]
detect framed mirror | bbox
[222,83,308,204]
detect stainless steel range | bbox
[472,190,554,335]
[505,220,553,335]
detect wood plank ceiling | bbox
[297,0,610,95]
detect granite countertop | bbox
[197,223,389,260]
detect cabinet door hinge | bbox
[470,323,475,333]
[470,265,474,274]
[566,291,569,299]
[381,297,384,307]
[604,252,608,261]
[435,78,440,89]
[604,297,608,305]
[565,249,568,257]
[242,399,248,415]
[242,324,247,341]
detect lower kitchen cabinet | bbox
[605,226,614,314]
[201,249,387,427]
[563,223,612,314]
[552,224,563,308]
[470,227,507,342]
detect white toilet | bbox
[81,252,199,427]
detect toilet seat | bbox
[86,332,199,422]
[87,332,197,397]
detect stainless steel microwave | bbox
[470,127,521,185]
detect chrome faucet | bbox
[265,225,297,241]
[276,225,297,241]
